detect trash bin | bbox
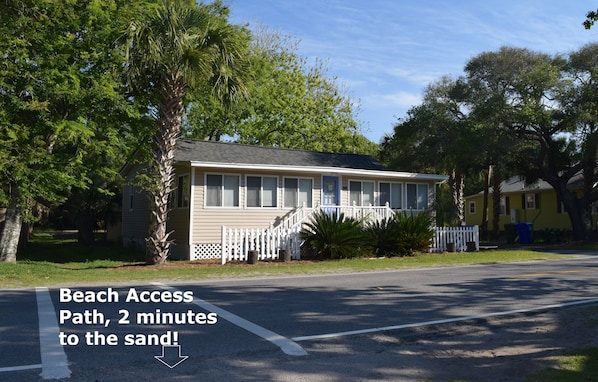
[516,222,533,244]
[504,223,517,244]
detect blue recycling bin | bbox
[516,222,533,244]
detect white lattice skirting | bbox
[191,243,222,260]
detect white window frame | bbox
[469,201,476,214]
[499,196,507,215]
[525,193,536,209]
[283,177,313,208]
[379,182,403,209]
[246,175,278,208]
[205,173,240,208]
[349,180,375,206]
[406,183,428,211]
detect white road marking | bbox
[36,287,71,379]
[292,298,598,342]
[153,283,308,356]
[0,364,42,373]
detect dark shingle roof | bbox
[174,139,388,171]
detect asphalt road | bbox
[1,251,597,381]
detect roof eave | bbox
[188,161,448,182]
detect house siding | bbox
[121,164,150,251]
[190,168,438,244]
[191,168,323,244]
[465,190,571,231]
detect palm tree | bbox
[123,0,248,264]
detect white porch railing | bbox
[432,226,479,253]
[318,203,394,222]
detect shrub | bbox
[300,210,367,259]
[364,217,401,257]
[394,211,434,256]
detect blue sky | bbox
[226,1,597,143]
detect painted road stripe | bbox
[292,298,598,342]
[153,283,307,356]
[36,287,71,379]
[0,364,42,373]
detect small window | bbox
[499,196,511,215]
[524,193,536,209]
[127,186,134,211]
[176,174,190,208]
[247,176,277,208]
[206,174,239,207]
[284,178,312,208]
[349,180,374,206]
[469,201,476,214]
[406,183,428,210]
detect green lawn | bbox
[526,347,598,382]
[0,234,567,289]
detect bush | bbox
[393,211,434,256]
[364,217,401,257]
[300,210,367,259]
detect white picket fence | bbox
[432,226,479,253]
[221,226,302,264]
[220,208,480,263]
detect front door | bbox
[322,176,339,206]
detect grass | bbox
[0,233,568,289]
[526,347,598,381]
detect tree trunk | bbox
[481,166,490,239]
[559,187,591,241]
[76,210,96,245]
[145,77,185,265]
[491,170,502,240]
[0,190,23,263]
[448,169,465,225]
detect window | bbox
[206,174,239,207]
[379,182,402,209]
[524,193,537,209]
[349,181,374,206]
[284,178,312,208]
[500,196,510,215]
[406,183,428,210]
[247,176,277,208]
[469,201,476,214]
[127,186,134,211]
[176,174,190,208]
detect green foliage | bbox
[393,211,435,256]
[302,209,434,260]
[0,0,141,223]
[364,217,401,257]
[301,210,367,259]
[365,211,434,257]
[185,28,376,155]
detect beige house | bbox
[121,139,447,260]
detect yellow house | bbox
[465,176,596,234]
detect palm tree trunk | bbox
[448,169,465,225]
[145,77,185,265]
